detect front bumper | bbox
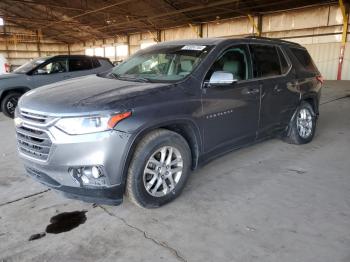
[16,115,133,205]
[25,165,123,205]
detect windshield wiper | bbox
[110,73,150,83]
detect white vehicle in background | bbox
[0,54,10,74]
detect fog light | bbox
[91,166,101,179]
[69,166,106,187]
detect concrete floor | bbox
[0,81,349,262]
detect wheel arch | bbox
[0,87,30,112]
[0,87,30,102]
[300,93,319,116]
[119,119,202,187]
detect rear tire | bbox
[126,129,191,208]
[1,92,22,118]
[283,101,316,144]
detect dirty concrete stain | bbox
[287,168,306,175]
[28,210,87,241]
[28,232,46,241]
[46,210,87,234]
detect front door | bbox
[30,58,70,88]
[201,44,260,153]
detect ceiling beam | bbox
[1,14,104,27]
[96,0,241,31]
[3,0,91,12]
[39,0,135,30]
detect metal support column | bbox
[126,34,130,57]
[189,23,202,38]
[337,0,349,80]
[248,14,261,37]
[36,29,41,57]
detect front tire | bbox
[126,129,191,208]
[1,92,22,118]
[283,101,316,144]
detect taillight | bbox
[4,63,10,73]
[316,75,324,84]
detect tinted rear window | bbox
[69,57,92,71]
[250,45,281,78]
[290,48,318,73]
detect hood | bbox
[18,75,170,115]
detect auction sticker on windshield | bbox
[181,45,206,51]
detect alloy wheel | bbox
[297,108,313,139]
[143,146,183,197]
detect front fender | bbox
[117,116,203,187]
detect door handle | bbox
[273,85,283,92]
[244,88,260,95]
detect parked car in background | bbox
[0,55,113,118]
[0,54,10,74]
[15,37,323,208]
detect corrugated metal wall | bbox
[304,42,342,80]
[342,43,350,80]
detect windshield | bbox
[13,57,51,74]
[109,45,212,82]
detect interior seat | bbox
[179,60,193,76]
[223,60,241,80]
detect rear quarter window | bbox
[277,47,290,74]
[290,48,318,73]
[92,58,101,68]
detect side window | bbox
[92,58,101,68]
[69,57,92,72]
[290,48,318,73]
[205,45,250,81]
[277,47,290,74]
[250,45,281,78]
[35,59,68,75]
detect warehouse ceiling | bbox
[0,0,339,43]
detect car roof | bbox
[157,38,229,46]
[38,55,108,60]
[156,37,302,48]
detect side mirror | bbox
[207,71,237,87]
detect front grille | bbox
[16,125,52,161]
[20,110,48,124]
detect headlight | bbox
[55,112,131,135]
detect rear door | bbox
[249,44,298,138]
[68,57,94,77]
[201,44,260,152]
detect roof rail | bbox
[245,36,302,47]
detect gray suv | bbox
[15,37,322,208]
[0,55,113,118]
